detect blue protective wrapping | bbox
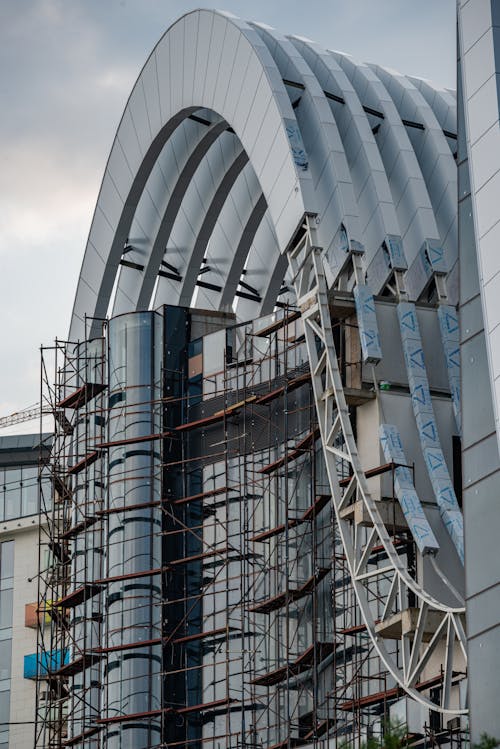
[397,302,464,562]
[437,304,461,433]
[379,424,440,555]
[353,283,382,364]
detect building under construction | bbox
[32,4,500,748]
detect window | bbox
[22,466,38,517]
[0,641,11,681]
[0,542,13,585]
[0,590,13,631]
[4,469,21,521]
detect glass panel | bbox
[4,469,21,521]
[0,689,9,728]
[0,641,11,680]
[0,543,14,584]
[0,590,13,630]
[22,466,38,517]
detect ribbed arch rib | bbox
[70,9,312,340]
[369,64,458,296]
[332,53,443,293]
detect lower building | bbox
[0,434,51,749]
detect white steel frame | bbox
[288,216,467,714]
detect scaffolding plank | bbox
[250,518,301,542]
[255,310,301,337]
[96,431,172,448]
[56,382,106,410]
[251,665,289,686]
[294,640,335,669]
[171,486,230,506]
[95,567,161,585]
[298,567,330,595]
[338,672,462,711]
[172,626,228,645]
[51,652,102,678]
[96,708,162,725]
[67,450,100,475]
[58,582,103,609]
[260,428,320,474]
[255,372,311,405]
[60,515,99,540]
[168,546,228,566]
[97,499,161,516]
[251,641,335,686]
[301,494,330,521]
[338,461,401,488]
[63,726,101,746]
[250,567,329,614]
[177,697,236,714]
[249,589,300,614]
[175,412,226,432]
[93,637,162,654]
[176,397,256,433]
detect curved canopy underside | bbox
[70,8,457,342]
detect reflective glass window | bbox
[22,466,38,517]
[0,693,9,732]
[0,641,11,680]
[0,542,13,584]
[4,469,21,521]
[0,590,13,631]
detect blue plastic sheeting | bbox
[397,301,464,562]
[353,284,382,364]
[437,305,461,434]
[24,648,69,680]
[285,120,308,171]
[423,240,448,274]
[440,509,465,561]
[385,235,408,271]
[379,424,440,555]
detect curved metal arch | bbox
[332,53,444,296]
[111,115,229,315]
[70,8,312,341]
[288,36,401,267]
[135,118,231,312]
[251,22,365,270]
[368,65,458,278]
[409,76,458,146]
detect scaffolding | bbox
[34,299,468,749]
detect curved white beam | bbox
[70,9,313,340]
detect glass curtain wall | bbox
[105,311,163,749]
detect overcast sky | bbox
[0,0,456,432]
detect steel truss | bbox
[287,216,467,715]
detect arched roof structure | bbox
[70,8,457,341]
[67,10,465,717]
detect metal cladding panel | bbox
[379,424,440,554]
[353,283,382,364]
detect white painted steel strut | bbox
[287,216,467,715]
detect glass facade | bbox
[0,540,14,749]
[0,465,42,522]
[105,311,163,749]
